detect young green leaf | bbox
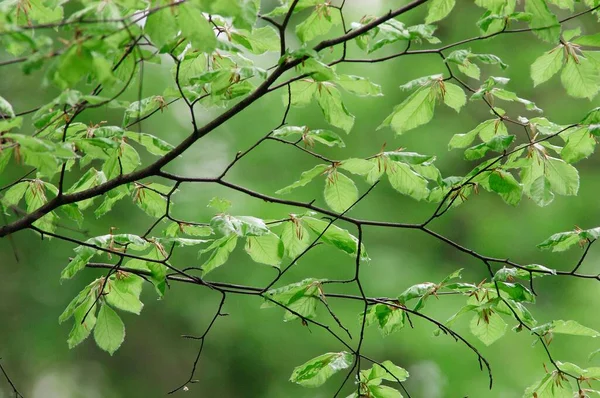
[67,292,98,349]
[94,304,125,355]
[290,351,353,387]
[487,170,523,206]
[425,0,456,24]
[560,56,600,99]
[276,164,329,194]
[145,2,179,52]
[544,157,579,196]
[469,310,507,345]
[211,214,269,237]
[364,304,405,337]
[336,74,382,97]
[524,372,574,398]
[263,278,323,321]
[302,217,369,261]
[532,320,600,337]
[315,83,355,133]
[379,87,435,135]
[133,185,167,218]
[339,158,375,175]
[530,46,564,86]
[323,171,358,213]
[561,127,596,163]
[525,0,561,43]
[448,119,505,149]
[245,232,284,267]
[443,82,466,112]
[386,161,429,200]
[178,3,216,53]
[296,4,341,43]
[281,220,311,259]
[200,235,238,276]
[105,277,144,315]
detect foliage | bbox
[1,0,600,396]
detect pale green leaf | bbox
[379,87,435,135]
[245,232,284,267]
[531,46,564,86]
[94,304,125,355]
[469,310,507,345]
[324,171,358,213]
[290,352,353,387]
[425,0,456,24]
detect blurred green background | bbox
[1,0,600,397]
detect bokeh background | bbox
[1,0,600,397]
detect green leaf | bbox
[544,157,579,196]
[123,96,168,127]
[102,143,141,179]
[210,215,269,237]
[95,186,132,218]
[365,304,405,337]
[200,235,238,276]
[1,181,28,207]
[469,310,507,345]
[532,320,600,337]
[336,75,382,97]
[164,222,213,237]
[531,46,564,86]
[52,45,93,88]
[133,185,167,218]
[386,161,429,200]
[286,79,317,107]
[324,171,358,213]
[59,283,94,324]
[524,372,573,398]
[290,352,353,387]
[195,0,260,29]
[561,127,595,163]
[379,87,435,135]
[367,385,403,398]
[361,360,409,384]
[488,170,522,206]
[449,119,505,149]
[276,164,329,194]
[296,4,341,43]
[560,56,600,99]
[425,0,456,24]
[464,135,515,160]
[384,151,435,165]
[339,158,375,175]
[67,292,98,349]
[105,277,144,315]
[303,216,369,261]
[0,96,15,118]
[245,232,284,267]
[124,132,174,156]
[525,0,561,43]
[496,281,535,303]
[573,33,600,47]
[443,82,466,112]
[281,220,310,259]
[231,26,280,54]
[316,83,355,133]
[178,3,216,53]
[207,197,232,213]
[263,278,323,321]
[144,1,179,52]
[94,304,125,355]
[538,230,583,252]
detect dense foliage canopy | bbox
[2,0,600,396]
